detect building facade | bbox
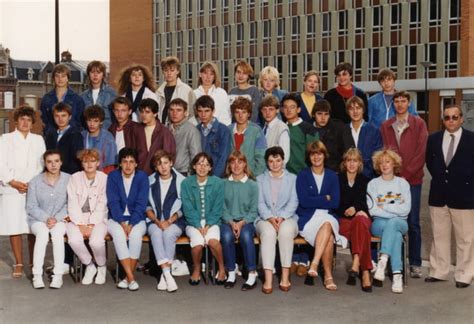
[110,0,474,132]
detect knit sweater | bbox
[229,122,267,176]
[222,177,259,224]
[367,176,411,220]
[168,121,202,174]
[286,119,319,175]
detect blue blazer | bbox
[199,120,231,178]
[295,168,340,230]
[342,122,382,179]
[256,170,298,221]
[106,169,149,225]
[426,128,474,209]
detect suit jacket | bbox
[426,128,474,209]
[108,120,142,151]
[45,126,84,174]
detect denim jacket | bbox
[81,84,117,130]
[199,119,231,178]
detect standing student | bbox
[221,151,259,290]
[82,105,117,172]
[194,61,232,125]
[425,105,474,288]
[369,149,410,294]
[260,95,290,165]
[0,106,45,279]
[117,64,158,122]
[229,97,267,176]
[256,147,298,294]
[281,93,319,175]
[66,149,108,286]
[45,102,84,175]
[168,98,202,175]
[258,66,287,103]
[228,60,262,125]
[296,141,347,291]
[181,153,227,286]
[108,97,142,155]
[27,150,69,289]
[81,60,117,130]
[195,95,231,178]
[380,91,427,278]
[40,64,85,134]
[156,56,196,125]
[297,70,323,123]
[368,68,417,129]
[324,62,368,124]
[147,150,186,292]
[107,148,148,291]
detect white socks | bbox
[227,271,236,282]
[245,272,258,286]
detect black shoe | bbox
[424,276,444,283]
[455,281,470,288]
[372,279,383,287]
[361,285,373,293]
[241,282,257,291]
[346,270,358,286]
[224,280,235,289]
[304,275,315,286]
[216,279,226,286]
[188,278,201,286]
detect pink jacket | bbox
[380,114,428,185]
[67,171,108,225]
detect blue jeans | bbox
[371,217,408,272]
[220,223,257,272]
[408,184,422,266]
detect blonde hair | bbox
[259,66,280,89]
[224,151,255,180]
[199,61,221,87]
[306,140,329,166]
[372,149,402,175]
[340,148,364,173]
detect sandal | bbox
[308,261,319,278]
[324,277,338,291]
[12,264,24,278]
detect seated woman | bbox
[336,148,372,292]
[146,150,185,292]
[221,151,259,290]
[368,149,410,294]
[27,150,70,289]
[256,147,298,294]
[296,141,347,291]
[181,152,226,286]
[66,149,108,286]
[107,148,148,291]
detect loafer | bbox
[424,276,444,283]
[346,270,358,286]
[188,278,201,286]
[455,281,470,288]
[241,282,257,291]
[224,280,235,289]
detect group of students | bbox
[0,57,472,295]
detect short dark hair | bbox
[138,98,159,114]
[393,90,411,102]
[191,152,214,175]
[13,105,36,123]
[151,150,175,171]
[231,97,253,116]
[260,95,279,110]
[169,98,188,112]
[264,146,285,164]
[83,105,105,122]
[112,97,132,110]
[43,149,62,162]
[195,95,215,111]
[52,102,72,116]
[312,99,331,118]
[118,147,138,165]
[281,92,301,107]
[334,62,353,76]
[377,68,397,83]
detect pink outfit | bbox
[66,171,108,265]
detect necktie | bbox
[263,124,268,135]
[445,134,455,166]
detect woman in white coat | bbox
[0,106,45,278]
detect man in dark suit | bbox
[425,104,474,288]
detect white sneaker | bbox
[33,275,45,289]
[117,279,129,289]
[371,261,377,274]
[81,264,97,285]
[128,280,139,291]
[392,274,403,293]
[157,274,167,291]
[95,266,107,285]
[374,258,387,282]
[165,274,178,292]
[50,274,63,289]
[171,260,190,276]
[62,263,71,275]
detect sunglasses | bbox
[443,115,460,121]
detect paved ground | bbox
[0,168,472,323]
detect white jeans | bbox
[185,225,220,248]
[107,219,147,260]
[148,223,182,265]
[30,221,66,276]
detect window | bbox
[373,6,382,32]
[304,54,313,72]
[197,0,204,14]
[450,0,460,20]
[427,43,437,64]
[176,31,183,49]
[445,42,458,72]
[291,16,300,38]
[235,0,242,10]
[355,8,364,34]
[187,0,193,16]
[166,33,172,51]
[368,48,380,80]
[263,20,271,41]
[165,0,171,17]
[352,49,362,80]
[236,23,244,44]
[211,27,218,46]
[188,30,194,51]
[307,14,316,37]
[322,12,331,37]
[429,0,441,26]
[250,22,257,44]
[338,10,348,36]
[222,0,229,12]
[200,28,207,50]
[224,25,231,47]
[386,46,397,68]
[210,0,217,13]
[391,4,401,30]
[277,18,285,40]
[409,2,421,27]
[405,45,417,72]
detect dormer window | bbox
[27,68,34,80]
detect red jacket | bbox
[380,114,428,185]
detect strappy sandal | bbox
[308,261,319,278]
[12,264,24,278]
[324,277,338,291]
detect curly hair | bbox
[372,149,402,176]
[117,64,156,94]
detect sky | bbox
[0,0,109,62]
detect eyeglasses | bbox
[283,105,298,110]
[443,115,460,121]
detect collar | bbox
[444,127,463,139]
[233,123,248,135]
[287,118,303,126]
[57,125,71,135]
[267,118,279,128]
[269,170,285,179]
[201,118,216,130]
[350,120,364,130]
[228,174,248,183]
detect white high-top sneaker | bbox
[50,274,63,289]
[33,275,45,289]
[94,265,107,285]
[392,273,403,293]
[374,257,388,282]
[157,274,167,291]
[81,263,97,285]
[164,272,178,292]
